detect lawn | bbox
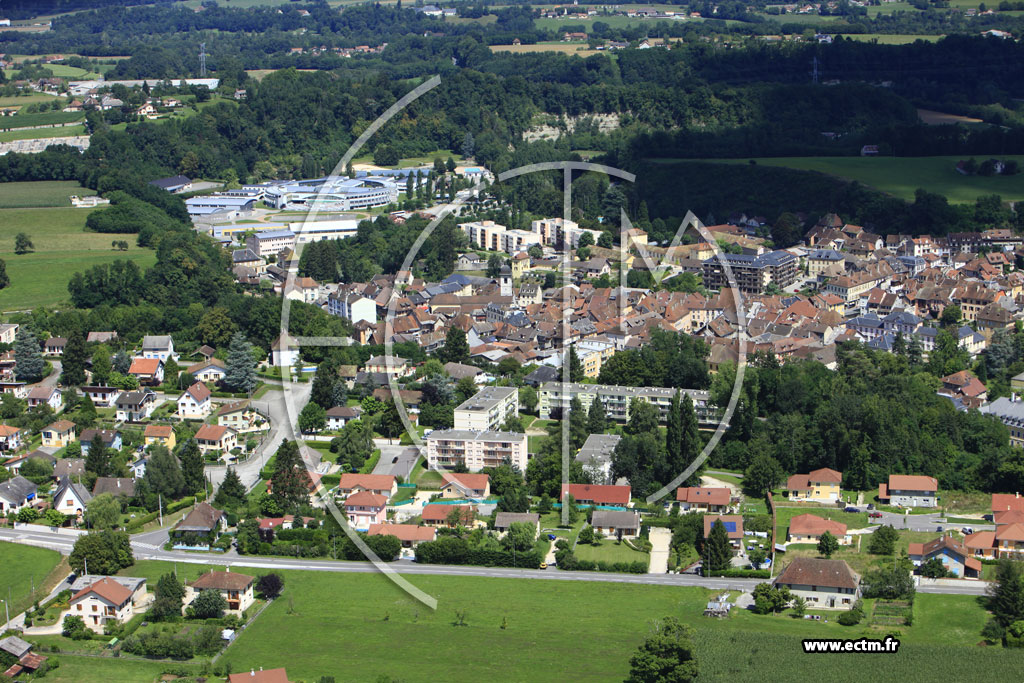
[96,560,1024,682]
[842,33,944,44]
[0,206,157,311]
[0,94,58,108]
[0,540,65,617]
[775,505,870,545]
[573,538,650,566]
[0,125,87,142]
[42,654,200,683]
[705,156,1024,203]
[0,180,94,208]
[491,42,601,57]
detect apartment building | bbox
[701,250,799,295]
[453,386,519,431]
[538,382,714,424]
[425,429,528,471]
[531,217,602,249]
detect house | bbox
[53,476,91,517]
[908,535,981,578]
[786,468,842,503]
[368,523,437,548]
[141,335,175,361]
[337,474,397,499]
[703,515,744,549]
[80,429,121,455]
[591,509,641,540]
[27,386,63,412]
[325,406,361,431]
[187,571,254,615]
[878,475,938,508]
[144,424,176,450]
[128,456,148,479]
[43,337,67,356]
[787,513,852,545]
[41,419,75,448]
[80,385,120,407]
[0,635,47,679]
[0,425,21,452]
[69,576,146,632]
[53,458,85,480]
[494,512,540,536]
[228,668,291,683]
[343,491,387,531]
[116,390,156,422]
[364,355,413,378]
[440,473,490,499]
[177,382,213,419]
[92,477,136,499]
[269,335,300,367]
[187,359,227,383]
[774,557,860,610]
[0,476,37,514]
[127,358,164,386]
[676,487,731,513]
[3,451,53,475]
[173,502,226,548]
[149,176,192,193]
[992,492,1024,514]
[86,331,118,344]
[194,424,238,456]
[421,503,476,527]
[560,483,631,507]
[217,399,260,432]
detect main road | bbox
[0,525,987,597]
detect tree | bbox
[501,522,536,552]
[112,351,131,375]
[988,559,1024,627]
[189,588,227,619]
[13,327,44,383]
[85,493,121,530]
[178,438,205,494]
[527,244,543,259]
[461,131,475,159]
[310,360,338,409]
[939,304,962,328]
[59,330,88,386]
[743,454,783,496]
[91,344,112,385]
[439,327,469,363]
[69,530,133,575]
[568,346,584,383]
[215,467,246,508]
[0,259,8,289]
[749,547,767,569]
[752,583,792,615]
[299,402,326,433]
[625,616,698,683]
[63,614,88,638]
[377,400,405,443]
[626,399,660,436]
[668,394,700,483]
[496,485,530,513]
[587,397,606,434]
[817,530,840,558]
[454,376,477,404]
[44,509,65,527]
[150,572,185,621]
[519,386,538,414]
[486,253,504,278]
[704,520,732,572]
[256,572,284,599]
[919,557,951,578]
[197,307,236,348]
[14,232,34,254]
[224,332,258,393]
[332,419,373,470]
[144,445,185,500]
[86,433,111,477]
[868,524,900,555]
[270,440,309,514]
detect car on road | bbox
[539,563,548,570]
[936,526,943,532]
[962,527,974,535]
[547,534,557,541]
[392,456,399,464]
[844,506,859,513]
[868,511,883,519]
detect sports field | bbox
[71,559,1021,683]
[706,155,1024,203]
[0,203,157,311]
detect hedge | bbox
[415,537,543,568]
[704,568,771,578]
[125,510,160,532]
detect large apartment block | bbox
[537,382,714,424]
[454,386,520,431]
[701,250,799,295]
[425,429,528,471]
[462,220,542,255]
[531,217,602,249]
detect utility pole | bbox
[159,493,163,528]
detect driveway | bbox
[872,510,994,533]
[372,445,421,480]
[648,527,671,574]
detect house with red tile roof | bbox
[127,357,164,386]
[177,382,213,419]
[368,522,436,547]
[228,668,291,683]
[992,492,1024,514]
[440,473,490,499]
[343,491,387,531]
[337,473,397,499]
[676,487,731,513]
[877,474,938,508]
[964,530,998,559]
[774,557,859,610]
[908,535,981,578]
[187,571,254,615]
[69,576,145,632]
[703,514,744,549]
[786,468,842,503]
[560,483,631,507]
[194,424,237,456]
[787,513,851,545]
[421,503,476,527]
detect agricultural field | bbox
[491,42,602,57]
[0,181,94,209]
[0,93,60,108]
[844,33,945,44]
[0,541,64,617]
[706,155,1024,203]
[0,124,87,142]
[0,111,85,131]
[0,204,157,311]
[56,560,1019,683]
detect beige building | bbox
[538,382,714,424]
[186,571,255,615]
[426,430,527,471]
[774,557,860,610]
[453,386,519,431]
[69,576,147,633]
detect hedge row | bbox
[704,568,771,578]
[415,537,543,568]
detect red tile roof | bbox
[145,424,174,437]
[789,513,847,537]
[367,523,436,542]
[422,503,475,523]
[964,530,996,551]
[185,382,212,402]
[560,483,631,506]
[71,577,132,606]
[227,667,290,683]
[191,571,253,591]
[995,510,1024,525]
[128,357,162,375]
[676,487,730,506]
[343,491,387,508]
[997,522,1024,542]
[703,514,744,540]
[442,473,490,492]
[775,557,858,591]
[195,424,231,441]
[992,493,1024,513]
[887,475,938,493]
[338,474,395,493]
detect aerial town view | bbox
[1,0,1024,681]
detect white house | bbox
[325,406,361,431]
[141,335,175,362]
[26,386,63,412]
[186,359,227,383]
[177,382,213,419]
[270,336,300,367]
[52,477,92,516]
[0,476,37,515]
[69,577,147,633]
[115,391,156,422]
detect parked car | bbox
[936,526,943,532]
[547,534,557,541]
[844,506,859,513]
[868,511,883,519]
[962,527,974,535]
[866,503,874,510]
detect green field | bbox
[845,33,945,44]
[0,180,94,208]
[0,94,58,108]
[707,156,1024,203]
[573,537,650,565]
[0,110,84,130]
[0,124,87,142]
[77,560,1023,682]
[0,205,157,311]
[0,541,63,617]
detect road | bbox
[873,510,994,533]
[0,525,990,597]
[203,380,312,491]
[372,444,420,480]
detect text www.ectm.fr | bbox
[802,637,901,654]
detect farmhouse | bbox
[187,571,255,615]
[774,557,860,610]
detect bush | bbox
[703,568,771,579]
[838,610,863,626]
[255,573,284,599]
[61,615,90,639]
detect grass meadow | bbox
[0,541,64,617]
